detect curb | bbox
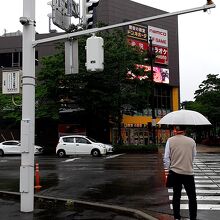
[0,191,158,220]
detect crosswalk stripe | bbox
[195,176,220,179]
[168,189,220,194]
[194,173,218,176]
[170,204,220,210]
[196,170,217,173]
[195,184,219,187]
[195,180,220,183]
[169,195,220,201]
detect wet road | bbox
[1,153,220,219]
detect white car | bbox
[0,140,43,156]
[56,135,108,158]
[104,144,114,153]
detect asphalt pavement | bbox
[0,144,219,220]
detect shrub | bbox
[113,144,158,153]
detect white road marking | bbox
[168,189,220,194]
[195,184,219,187]
[169,195,220,201]
[63,158,81,163]
[194,170,217,172]
[170,204,220,210]
[105,154,125,159]
[195,176,220,179]
[195,180,220,183]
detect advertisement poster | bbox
[153,45,169,65]
[127,64,169,84]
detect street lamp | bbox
[148,36,156,144]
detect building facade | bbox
[0,0,180,145]
[96,0,180,144]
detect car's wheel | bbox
[57,150,66,158]
[91,149,100,157]
[0,149,4,157]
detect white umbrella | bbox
[157,109,211,125]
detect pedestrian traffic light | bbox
[82,0,100,29]
[85,35,104,72]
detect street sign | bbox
[2,70,21,94]
[52,0,71,31]
[65,39,79,74]
[67,0,79,18]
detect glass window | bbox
[75,137,90,144]
[0,53,12,67]
[62,137,74,143]
[3,141,19,146]
[12,52,20,67]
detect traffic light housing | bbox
[82,0,100,29]
[85,35,104,72]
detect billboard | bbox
[127,38,148,50]
[127,24,148,51]
[148,26,168,47]
[153,45,169,65]
[127,24,148,41]
[126,24,169,82]
[127,24,169,65]
[148,26,169,65]
[127,64,169,84]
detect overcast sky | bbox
[0,0,219,101]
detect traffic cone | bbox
[34,162,42,190]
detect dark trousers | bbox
[171,171,197,220]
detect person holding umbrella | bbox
[163,125,197,220]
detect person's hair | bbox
[175,125,186,131]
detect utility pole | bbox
[20,0,35,212]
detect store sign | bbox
[153,45,169,65]
[148,26,168,47]
[127,24,148,41]
[127,38,148,50]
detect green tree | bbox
[184,74,220,140]
[194,74,220,124]
[0,94,21,121]
[66,29,151,142]
[1,29,152,143]
[36,44,65,120]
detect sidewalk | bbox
[0,191,159,220]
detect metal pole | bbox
[33,3,216,46]
[149,37,156,144]
[81,0,86,26]
[20,0,35,212]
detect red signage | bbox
[153,45,169,65]
[127,38,148,51]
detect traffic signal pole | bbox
[34,3,215,46]
[20,0,35,212]
[19,0,215,212]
